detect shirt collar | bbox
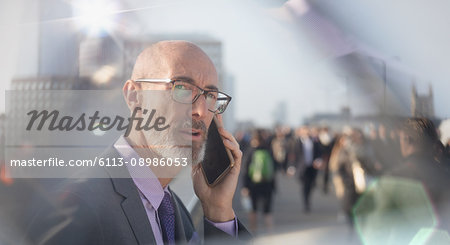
[114,136,169,210]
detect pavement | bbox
[171,166,362,244]
[233,171,362,244]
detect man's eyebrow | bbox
[172,76,219,91]
[205,85,219,91]
[172,76,195,84]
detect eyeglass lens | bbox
[172,81,229,113]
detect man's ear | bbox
[123,80,142,111]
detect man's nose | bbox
[191,94,208,119]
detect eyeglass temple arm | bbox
[134,79,172,83]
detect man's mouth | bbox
[180,128,204,141]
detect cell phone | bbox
[201,116,235,187]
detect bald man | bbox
[27,41,250,245]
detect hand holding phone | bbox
[191,115,243,222]
[200,116,235,186]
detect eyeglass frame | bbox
[133,78,232,114]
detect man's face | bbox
[297,127,309,138]
[137,44,218,165]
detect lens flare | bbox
[71,0,118,36]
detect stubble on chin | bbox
[192,142,206,165]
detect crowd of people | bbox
[236,124,336,233]
[235,117,450,239]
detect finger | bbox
[218,127,239,145]
[213,116,239,146]
[223,139,242,167]
[223,139,242,160]
[223,138,240,152]
[215,114,224,128]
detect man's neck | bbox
[159,178,172,188]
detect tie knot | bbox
[159,191,175,216]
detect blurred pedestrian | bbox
[372,123,399,173]
[329,132,358,227]
[328,128,378,228]
[271,126,288,172]
[389,117,450,231]
[329,134,346,202]
[318,127,335,194]
[242,129,276,233]
[294,126,322,213]
[284,128,298,176]
[235,129,251,153]
[349,129,379,187]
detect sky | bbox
[1,0,449,127]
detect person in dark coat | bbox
[294,126,322,213]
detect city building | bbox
[411,84,434,118]
[0,113,5,164]
[10,0,236,133]
[272,101,288,127]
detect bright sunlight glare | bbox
[71,0,118,36]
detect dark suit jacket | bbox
[294,138,322,170]
[25,146,251,245]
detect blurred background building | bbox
[411,84,434,118]
[8,0,236,130]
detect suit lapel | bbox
[119,182,157,245]
[102,146,157,244]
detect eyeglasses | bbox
[134,78,232,114]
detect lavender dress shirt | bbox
[114,136,236,244]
